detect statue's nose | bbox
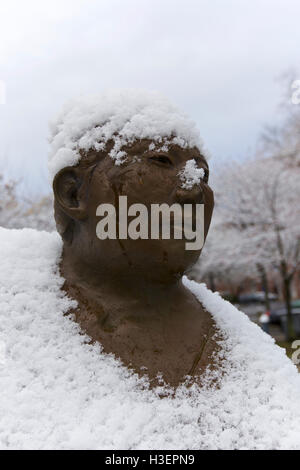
[175,184,204,205]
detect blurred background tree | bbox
[191,77,300,340]
[0,175,55,231]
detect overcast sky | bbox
[0,0,299,195]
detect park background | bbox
[0,0,300,350]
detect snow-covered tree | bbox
[261,72,300,166]
[15,195,56,232]
[0,175,20,228]
[0,174,55,232]
[197,156,300,339]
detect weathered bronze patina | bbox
[53,138,219,387]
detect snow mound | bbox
[48,89,205,181]
[1,227,300,450]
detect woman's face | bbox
[79,139,214,281]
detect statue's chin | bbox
[117,240,200,274]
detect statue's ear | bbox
[53,167,88,221]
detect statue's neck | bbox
[60,247,185,319]
[59,246,220,387]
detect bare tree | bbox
[199,157,300,340]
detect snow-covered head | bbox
[51,90,213,282]
[48,89,207,181]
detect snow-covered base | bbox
[1,227,300,450]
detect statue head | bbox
[50,90,214,284]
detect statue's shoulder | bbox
[0,227,61,258]
[184,275,300,383]
[0,227,62,292]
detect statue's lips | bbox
[111,218,201,239]
[171,221,202,238]
[105,196,204,244]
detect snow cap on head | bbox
[48,89,208,182]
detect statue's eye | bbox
[149,154,173,167]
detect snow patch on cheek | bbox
[178,159,205,190]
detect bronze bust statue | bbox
[1,90,300,449]
[51,91,219,387]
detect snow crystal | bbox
[1,227,300,449]
[179,159,205,190]
[48,89,205,181]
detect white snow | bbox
[48,89,205,181]
[178,159,205,190]
[1,227,300,450]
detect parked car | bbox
[280,312,300,337]
[270,300,300,324]
[238,291,278,304]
